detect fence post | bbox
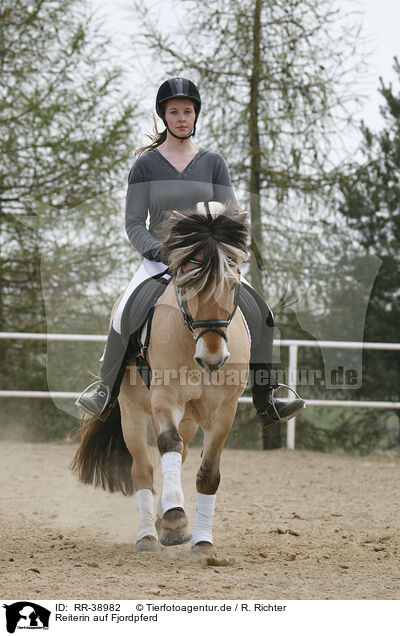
[287,344,298,450]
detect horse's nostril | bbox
[194,356,205,369]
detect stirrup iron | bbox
[74,380,111,418]
[269,384,305,422]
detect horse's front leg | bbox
[119,379,160,554]
[151,389,191,546]
[191,402,237,561]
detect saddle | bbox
[119,272,170,388]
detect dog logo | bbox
[3,602,50,633]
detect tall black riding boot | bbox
[238,283,305,429]
[75,325,130,419]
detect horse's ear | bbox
[224,200,249,223]
[235,210,249,224]
[224,199,237,215]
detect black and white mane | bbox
[162,202,248,300]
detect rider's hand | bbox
[143,247,169,266]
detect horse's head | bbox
[162,201,248,372]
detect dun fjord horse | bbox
[72,202,250,560]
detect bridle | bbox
[173,260,241,343]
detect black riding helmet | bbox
[156,77,201,140]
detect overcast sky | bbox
[351,0,400,126]
[90,0,400,131]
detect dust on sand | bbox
[0,441,399,599]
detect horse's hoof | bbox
[135,535,161,553]
[190,541,215,562]
[159,508,191,547]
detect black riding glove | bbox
[143,247,169,266]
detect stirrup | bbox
[269,384,305,422]
[74,380,111,418]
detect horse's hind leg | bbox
[151,390,191,547]
[191,403,236,562]
[119,389,160,553]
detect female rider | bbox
[76,77,305,428]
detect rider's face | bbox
[164,98,196,137]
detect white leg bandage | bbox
[192,493,216,545]
[136,489,157,541]
[160,451,184,515]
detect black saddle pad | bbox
[238,283,266,340]
[120,273,169,340]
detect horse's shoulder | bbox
[154,281,177,309]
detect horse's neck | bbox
[157,281,179,309]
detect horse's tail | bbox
[69,402,134,496]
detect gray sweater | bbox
[125,147,237,256]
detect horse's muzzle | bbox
[194,335,230,371]
[194,353,230,372]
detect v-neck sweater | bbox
[125,147,237,256]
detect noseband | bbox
[173,263,240,344]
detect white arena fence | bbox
[1,332,399,450]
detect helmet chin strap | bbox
[165,123,196,142]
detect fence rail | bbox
[1,332,399,449]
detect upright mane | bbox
[162,201,248,300]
